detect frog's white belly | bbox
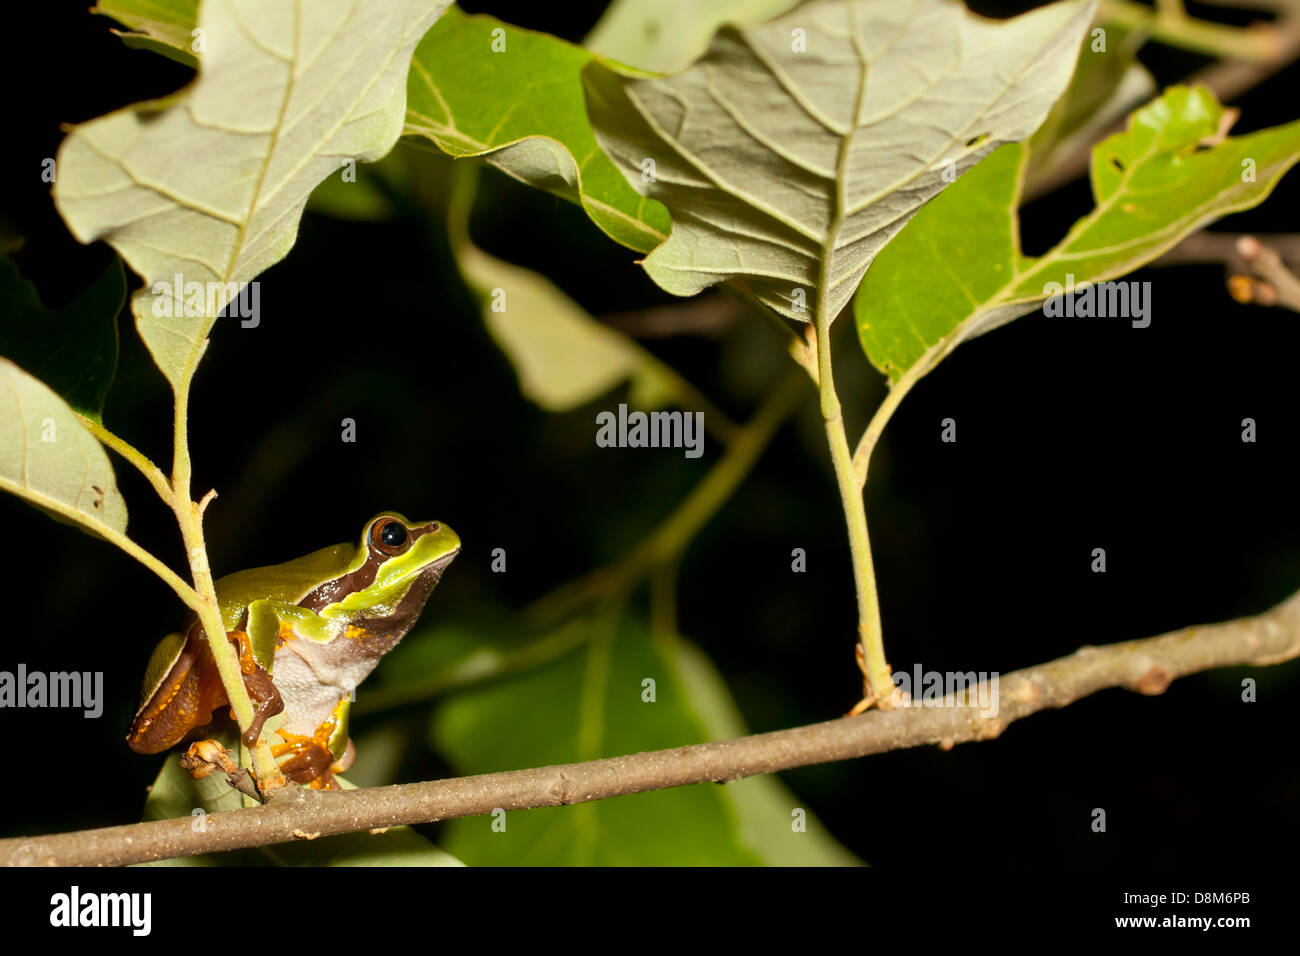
[270,647,362,739]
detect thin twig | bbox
[600,293,745,338]
[5,586,1297,866]
[1152,232,1300,310]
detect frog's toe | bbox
[330,738,356,775]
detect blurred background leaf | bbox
[431,613,856,865]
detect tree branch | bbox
[1153,232,1300,310]
[5,587,1298,866]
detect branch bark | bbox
[5,587,1299,867]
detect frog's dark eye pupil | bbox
[380,522,408,548]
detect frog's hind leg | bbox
[128,625,284,755]
[127,624,228,754]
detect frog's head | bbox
[364,512,460,592]
[324,513,460,620]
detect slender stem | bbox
[812,11,892,705]
[813,313,891,703]
[77,416,174,504]
[354,624,590,715]
[169,376,282,788]
[527,366,806,623]
[850,350,936,489]
[640,358,742,446]
[0,483,200,607]
[1100,0,1281,61]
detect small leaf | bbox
[432,616,854,865]
[94,0,201,66]
[0,255,124,422]
[584,0,800,74]
[449,170,676,411]
[855,85,1300,381]
[55,0,452,390]
[1027,20,1155,181]
[0,358,128,537]
[583,0,1096,323]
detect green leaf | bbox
[94,0,201,66]
[54,0,452,390]
[669,638,860,865]
[448,168,676,411]
[0,255,124,422]
[432,617,855,865]
[0,358,128,537]
[405,7,671,252]
[582,0,1096,324]
[1027,20,1155,182]
[137,753,463,866]
[89,2,672,251]
[364,619,590,713]
[584,0,800,74]
[855,85,1300,382]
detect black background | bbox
[0,0,1296,869]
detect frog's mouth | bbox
[391,545,459,601]
[342,546,459,642]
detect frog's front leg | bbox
[228,629,285,747]
[246,600,354,789]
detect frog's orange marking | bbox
[271,696,349,790]
[276,620,298,643]
[230,630,256,675]
[345,625,368,641]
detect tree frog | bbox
[128,513,459,790]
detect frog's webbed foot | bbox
[273,738,340,789]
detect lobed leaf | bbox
[583,0,1097,324]
[854,85,1300,382]
[55,0,451,390]
[92,1,673,252]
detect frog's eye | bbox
[371,519,410,554]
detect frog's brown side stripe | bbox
[298,521,440,613]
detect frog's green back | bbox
[215,543,357,629]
